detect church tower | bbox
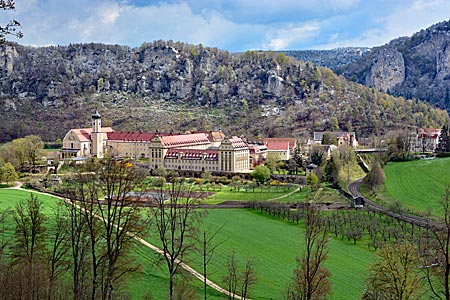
[91,110,104,158]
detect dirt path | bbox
[264,184,301,202]
[6,186,248,300]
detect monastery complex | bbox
[61,111,251,173]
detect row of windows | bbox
[166,165,218,171]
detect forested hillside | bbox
[0,41,447,143]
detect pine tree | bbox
[437,125,450,153]
[292,142,303,174]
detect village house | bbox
[263,138,297,161]
[312,131,358,148]
[409,128,442,153]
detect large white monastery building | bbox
[61,111,250,173]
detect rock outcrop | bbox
[0,40,447,143]
[338,20,450,110]
[365,47,405,92]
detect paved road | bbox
[349,178,444,230]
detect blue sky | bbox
[1,0,450,51]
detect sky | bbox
[1,0,450,52]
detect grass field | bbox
[0,188,373,299]
[380,157,450,216]
[202,185,300,204]
[197,209,374,300]
[203,185,348,205]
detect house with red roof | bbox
[410,128,442,153]
[263,138,297,161]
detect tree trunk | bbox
[169,271,175,300]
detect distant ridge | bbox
[0,40,446,143]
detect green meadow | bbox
[380,157,450,216]
[192,209,374,300]
[0,188,374,299]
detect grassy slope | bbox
[381,157,450,216]
[0,189,373,300]
[146,209,374,300]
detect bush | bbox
[436,152,450,158]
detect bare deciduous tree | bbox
[286,205,331,300]
[11,193,47,300]
[64,158,144,300]
[95,159,144,300]
[47,204,70,300]
[148,178,200,300]
[222,252,257,300]
[199,225,225,300]
[363,241,422,300]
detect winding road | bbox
[348,178,444,229]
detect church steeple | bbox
[92,109,101,133]
[91,110,104,158]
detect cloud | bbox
[98,2,121,24]
[2,0,450,51]
[263,22,321,50]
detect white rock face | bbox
[436,42,450,81]
[0,45,18,74]
[366,47,405,92]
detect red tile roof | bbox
[160,133,211,148]
[207,131,225,142]
[107,132,156,142]
[229,136,248,149]
[263,138,296,149]
[265,140,290,151]
[71,127,113,142]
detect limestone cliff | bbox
[339,20,450,109]
[0,41,447,143]
[365,47,405,92]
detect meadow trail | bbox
[5,184,248,300]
